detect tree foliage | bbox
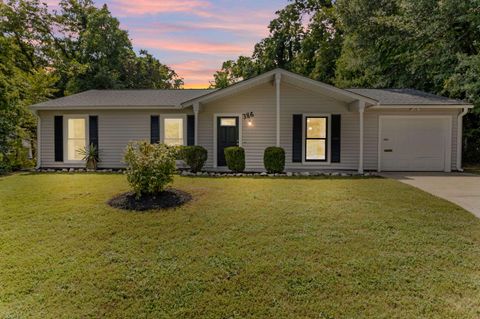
[0,0,184,172]
[212,0,480,163]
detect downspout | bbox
[456,107,469,172]
[34,110,41,169]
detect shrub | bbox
[124,141,178,197]
[263,147,285,173]
[224,146,245,172]
[180,145,208,172]
[77,143,100,170]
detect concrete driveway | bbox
[381,172,480,218]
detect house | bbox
[30,68,473,173]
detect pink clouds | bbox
[108,0,211,16]
[134,38,253,56]
[36,0,287,88]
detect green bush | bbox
[224,146,245,173]
[180,145,208,172]
[263,147,285,173]
[124,141,178,197]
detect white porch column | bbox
[193,102,200,145]
[275,73,281,147]
[358,102,365,174]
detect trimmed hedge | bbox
[263,147,285,173]
[224,146,245,172]
[181,145,208,172]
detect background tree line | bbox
[0,0,183,172]
[211,0,480,164]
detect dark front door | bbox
[217,117,239,166]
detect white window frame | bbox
[213,113,243,168]
[63,114,89,164]
[159,114,187,146]
[302,114,331,165]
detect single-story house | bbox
[30,68,473,173]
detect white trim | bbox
[159,113,187,146]
[378,115,453,172]
[34,111,41,169]
[213,113,243,168]
[301,114,332,165]
[358,103,365,174]
[30,105,181,111]
[193,103,200,145]
[275,73,281,147]
[182,69,378,107]
[456,107,469,171]
[370,104,473,110]
[63,114,89,164]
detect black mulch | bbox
[108,188,192,211]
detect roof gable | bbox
[181,68,378,107]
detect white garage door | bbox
[379,116,451,172]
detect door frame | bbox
[213,113,242,168]
[378,115,452,172]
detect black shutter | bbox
[187,115,195,146]
[150,116,160,144]
[292,114,302,163]
[54,116,63,162]
[331,114,341,163]
[89,116,98,149]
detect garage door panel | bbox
[380,117,449,172]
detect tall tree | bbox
[210,0,340,88]
[0,0,183,172]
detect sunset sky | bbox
[46,0,288,88]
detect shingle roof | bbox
[346,88,468,105]
[31,89,215,108]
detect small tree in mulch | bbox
[108,141,191,211]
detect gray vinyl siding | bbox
[38,109,191,168]
[280,83,357,170]
[197,83,276,170]
[38,84,460,171]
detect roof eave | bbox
[181,68,379,107]
[369,104,474,109]
[29,105,181,111]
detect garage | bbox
[379,116,452,172]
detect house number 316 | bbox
[242,112,254,119]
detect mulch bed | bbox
[108,188,192,211]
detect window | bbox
[66,117,87,161]
[163,118,184,146]
[305,117,328,161]
[220,118,237,126]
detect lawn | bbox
[1,174,479,319]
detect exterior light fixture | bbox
[248,119,253,126]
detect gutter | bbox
[456,107,469,172]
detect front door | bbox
[217,117,239,166]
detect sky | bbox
[45,0,289,88]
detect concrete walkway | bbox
[381,172,480,218]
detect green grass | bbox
[1,174,480,319]
[465,164,480,175]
